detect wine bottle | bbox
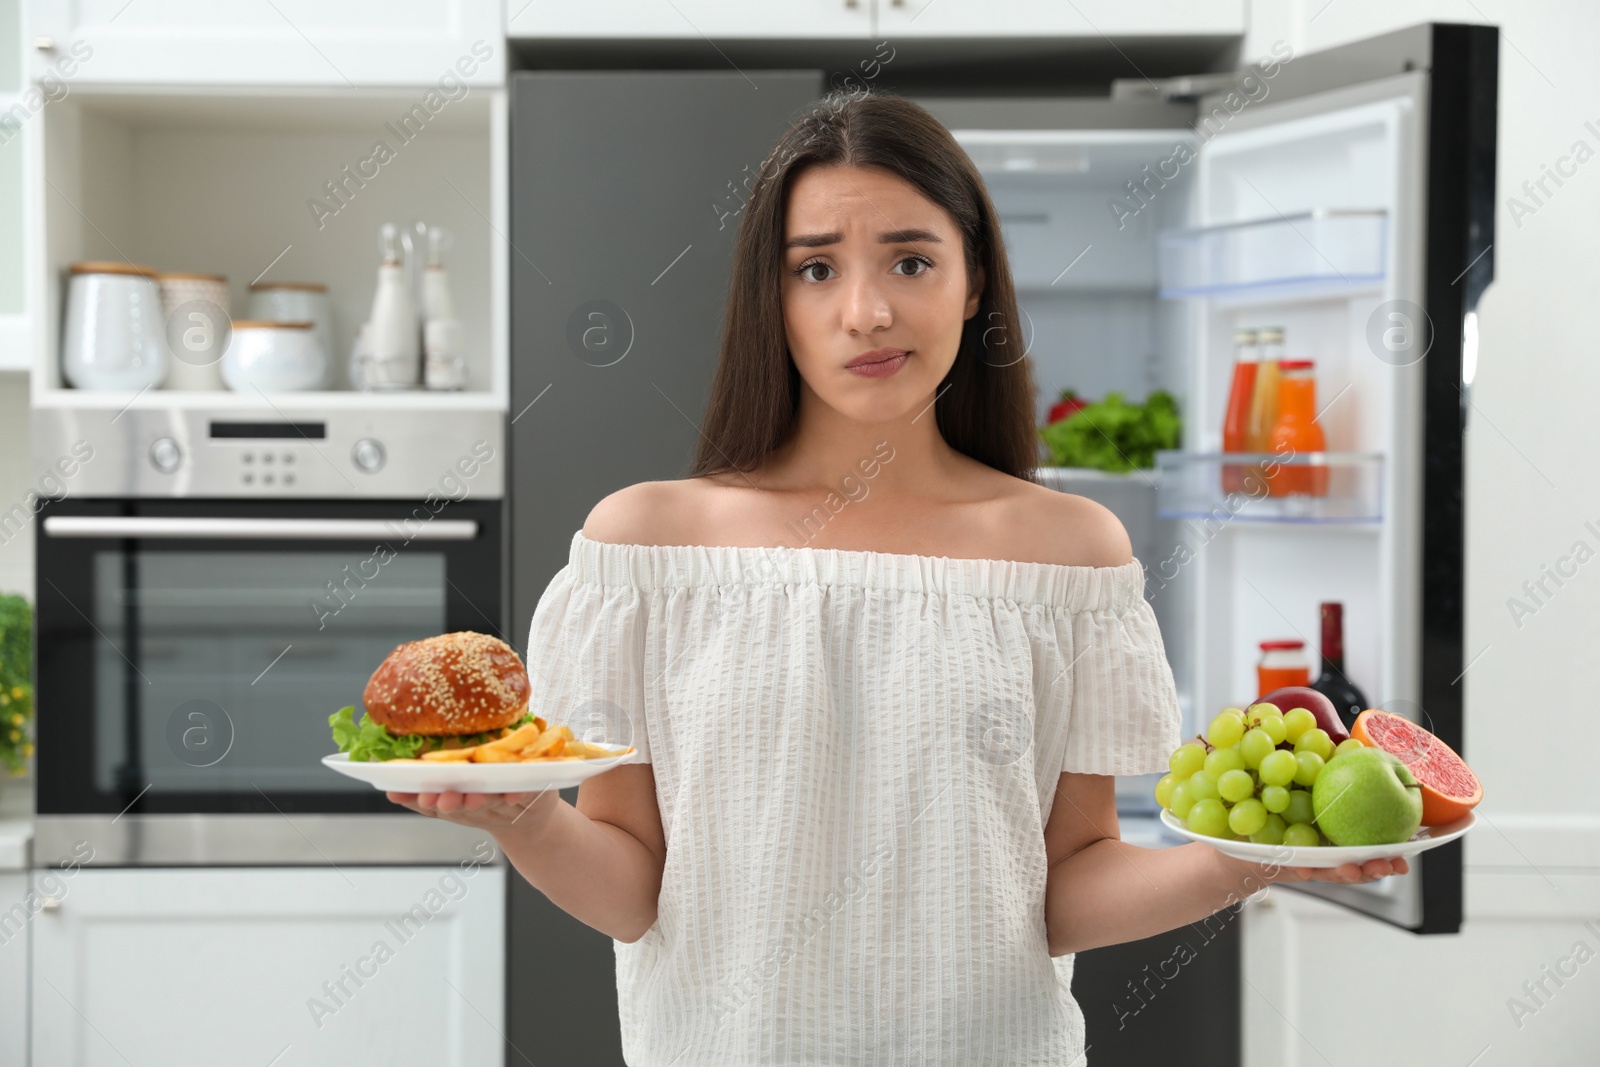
[1310,601,1368,733]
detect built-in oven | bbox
[31,406,505,863]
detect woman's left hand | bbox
[1270,855,1409,884]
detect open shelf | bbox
[1035,465,1159,487]
[1154,450,1384,524]
[28,85,508,406]
[1157,209,1387,302]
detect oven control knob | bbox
[351,438,386,473]
[149,437,182,474]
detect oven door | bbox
[35,497,505,815]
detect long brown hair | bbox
[687,88,1041,481]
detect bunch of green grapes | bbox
[1155,702,1367,846]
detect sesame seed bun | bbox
[362,631,531,736]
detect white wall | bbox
[1239,4,1600,1066]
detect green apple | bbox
[1311,747,1422,846]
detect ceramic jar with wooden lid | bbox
[61,261,167,391]
[247,281,335,389]
[155,271,231,391]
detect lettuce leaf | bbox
[328,706,542,762]
[1038,389,1182,473]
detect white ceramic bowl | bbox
[221,321,326,393]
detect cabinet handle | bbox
[40,897,62,912]
[34,36,56,51]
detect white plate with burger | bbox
[323,631,638,794]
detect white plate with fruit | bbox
[1155,688,1482,869]
[1159,807,1475,867]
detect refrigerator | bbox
[507,23,1494,1064]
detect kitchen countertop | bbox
[0,780,1180,871]
[0,775,35,871]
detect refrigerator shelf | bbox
[1035,465,1159,486]
[1156,209,1388,302]
[1154,450,1385,524]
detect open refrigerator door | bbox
[1162,74,1431,927]
[937,23,1494,934]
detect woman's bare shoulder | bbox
[994,476,1134,569]
[581,479,706,546]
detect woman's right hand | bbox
[385,788,562,837]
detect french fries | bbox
[403,722,634,764]
[523,724,571,759]
[419,747,475,762]
[477,722,543,755]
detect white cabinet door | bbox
[878,0,1245,37]
[33,865,506,1067]
[23,1,504,87]
[509,0,872,39]
[1241,870,1600,1067]
[0,873,27,1067]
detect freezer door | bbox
[510,69,824,615]
[1182,24,1495,934]
[508,68,825,1064]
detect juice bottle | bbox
[1245,326,1284,489]
[1266,359,1328,496]
[1220,327,1258,494]
[1257,639,1312,696]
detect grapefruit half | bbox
[1351,709,1482,826]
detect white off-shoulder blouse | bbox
[524,529,1184,1066]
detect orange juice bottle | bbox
[1266,359,1328,496]
[1220,327,1259,494]
[1245,326,1284,489]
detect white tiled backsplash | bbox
[0,374,31,598]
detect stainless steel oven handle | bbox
[40,517,480,541]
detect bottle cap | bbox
[1233,327,1259,344]
[1259,639,1305,651]
[1258,326,1286,342]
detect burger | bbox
[329,631,541,762]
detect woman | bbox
[388,89,1407,1065]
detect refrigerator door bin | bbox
[1157,208,1388,301]
[1155,450,1385,523]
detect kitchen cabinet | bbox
[1240,870,1600,1066]
[23,0,504,88]
[508,0,872,39]
[32,865,506,1066]
[0,873,27,1067]
[878,0,1245,38]
[509,0,1243,39]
